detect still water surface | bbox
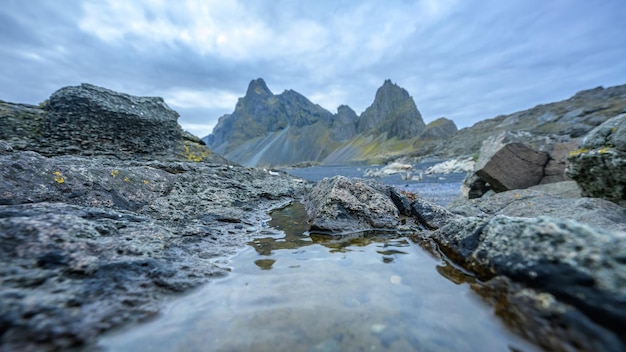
[99,203,538,351]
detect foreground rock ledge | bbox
[0,153,307,351]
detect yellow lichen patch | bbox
[110,169,120,177]
[182,142,212,162]
[143,179,149,185]
[599,147,612,154]
[124,177,130,182]
[568,148,589,157]
[52,171,65,184]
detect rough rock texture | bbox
[0,86,214,163]
[0,84,310,351]
[433,215,626,349]
[304,176,399,232]
[448,187,626,232]
[44,84,183,155]
[473,276,625,352]
[567,113,626,206]
[0,146,307,351]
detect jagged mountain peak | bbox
[245,78,273,98]
[357,79,425,139]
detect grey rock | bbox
[461,172,491,199]
[304,176,399,233]
[567,114,626,206]
[419,117,458,140]
[473,276,625,352]
[410,198,458,230]
[434,215,626,343]
[45,83,183,155]
[527,180,582,198]
[448,188,626,232]
[331,105,358,142]
[356,79,425,139]
[0,150,308,350]
[475,142,549,192]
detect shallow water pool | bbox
[99,203,538,351]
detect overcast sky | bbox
[1,1,625,138]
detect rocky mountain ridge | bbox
[205,79,455,166]
[206,80,626,167]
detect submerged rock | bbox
[304,176,399,233]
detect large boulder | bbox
[303,176,399,232]
[567,113,626,206]
[433,215,626,348]
[475,142,549,192]
[44,83,184,155]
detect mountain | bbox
[357,79,425,139]
[205,78,433,166]
[411,84,626,159]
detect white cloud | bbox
[179,122,216,138]
[162,88,239,110]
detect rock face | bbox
[205,79,430,166]
[0,84,212,162]
[303,176,399,232]
[44,84,183,155]
[433,215,626,349]
[357,79,425,139]
[205,79,339,167]
[419,117,458,140]
[0,85,309,351]
[567,113,626,206]
[413,83,626,159]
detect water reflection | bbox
[99,202,539,352]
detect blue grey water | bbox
[98,165,539,351]
[285,162,466,206]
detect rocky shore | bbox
[0,85,309,351]
[1,83,625,351]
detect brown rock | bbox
[475,143,549,192]
[541,140,578,184]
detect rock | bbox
[424,157,474,175]
[419,117,458,140]
[448,187,626,232]
[331,105,358,141]
[434,215,626,344]
[527,180,582,198]
[409,198,457,230]
[475,142,549,192]
[461,172,491,199]
[304,176,399,232]
[44,83,183,155]
[0,84,311,350]
[389,188,411,216]
[473,276,625,352]
[541,140,578,184]
[364,162,412,177]
[567,113,626,206]
[356,79,425,139]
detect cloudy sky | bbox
[1,1,625,138]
